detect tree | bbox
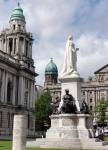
[35,90,52,131]
[88,76,93,81]
[95,98,108,125]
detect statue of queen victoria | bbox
[60,35,79,78]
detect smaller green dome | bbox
[10,3,25,22]
[45,58,58,75]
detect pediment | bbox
[95,64,108,74]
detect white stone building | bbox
[81,64,108,112]
[0,3,38,137]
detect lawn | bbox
[104,136,108,141]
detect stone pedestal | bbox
[59,77,83,111]
[41,114,91,149]
[12,114,27,150]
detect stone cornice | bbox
[0,50,37,76]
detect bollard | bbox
[12,114,27,150]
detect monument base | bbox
[59,77,83,111]
[39,114,92,149]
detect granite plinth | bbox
[36,114,92,149]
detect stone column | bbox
[4,38,6,53]
[32,82,35,108]
[16,37,19,55]
[0,40,1,50]
[12,38,15,55]
[23,38,26,55]
[12,76,16,105]
[4,71,8,103]
[12,114,27,150]
[30,43,32,58]
[1,70,5,103]
[7,38,9,54]
[18,76,24,105]
[2,40,4,51]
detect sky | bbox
[0,0,108,85]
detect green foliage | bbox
[35,90,52,130]
[95,98,108,124]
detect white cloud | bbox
[77,34,108,78]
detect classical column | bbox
[30,42,32,58]
[12,114,27,150]
[12,76,16,105]
[2,39,4,51]
[4,71,8,103]
[32,82,35,108]
[30,82,34,108]
[1,70,5,103]
[18,76,24,105]
[4,38,6,53]
[23,38,26,56]
[7,38,9,54]
[16,37,19,55]
[0,40,1,50]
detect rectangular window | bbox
[0,112,2,128]
[90,106,93,111]
[18,24,21,30]
[82,91,85,95]
[25,40,28,57]
[25,79,29,89]
[28,114,30,129]
[11,113,14,128]
[7,112,11,128]
[14,38,16,54]
[90,98,92,103]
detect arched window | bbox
[7,81,13,104]
[13,24,15,30]
[9,38,13,54]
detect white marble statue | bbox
[60,35,79,78]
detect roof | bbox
[10,3,25,22]
[45,58,58,75]
[94,64,108,74]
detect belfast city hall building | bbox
[0,4,38,137]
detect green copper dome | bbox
[10,3,25,22]
[45,58,58,75]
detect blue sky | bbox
[1,0,108,85]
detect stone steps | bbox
[27,138,108,150]
[40,139,82,149]
[81,139,108,150]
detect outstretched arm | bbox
[76,48,79,51]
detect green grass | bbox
[104,136,108,141]
[0,140,12,150]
